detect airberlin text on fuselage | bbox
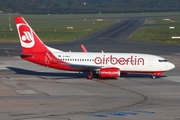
[94,55,144,66]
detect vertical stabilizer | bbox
[15,16,47,53]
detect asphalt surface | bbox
[0,15,180,120]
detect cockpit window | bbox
[159,60,168,62]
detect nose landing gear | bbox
[152,72,163,79]
[152,75,156,79]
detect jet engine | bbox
[99,67,120,78]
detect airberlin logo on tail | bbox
[17,23,35,48]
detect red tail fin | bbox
[15,16,57,65]
[15,16,47,53]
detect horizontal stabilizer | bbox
[20,53,34,57]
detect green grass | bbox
[2,13,180,43]
[27,20,117,42]
[144,16,180,24]
[130,25,180,44]
[130,16,180,44]
[0,14,117,42]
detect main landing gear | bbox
[87,72,93,79]
[152,72,163,79]
[87,71,98,79]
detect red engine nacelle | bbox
[99,67,120,78]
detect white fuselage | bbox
[52,52,175,72]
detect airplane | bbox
[14,16,175,79]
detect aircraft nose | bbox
[168,62,175,70]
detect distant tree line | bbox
[0,0,180,14]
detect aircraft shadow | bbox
[6,67,88,79]
[6,67,166,80]
[120,73,166,79]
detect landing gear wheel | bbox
[152,75,156,79]
[87,71,98,79]
[87,74,93,79]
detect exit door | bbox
[149,58,153,67]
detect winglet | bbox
[80,44,88,52]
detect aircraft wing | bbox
[69,63,102,71]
